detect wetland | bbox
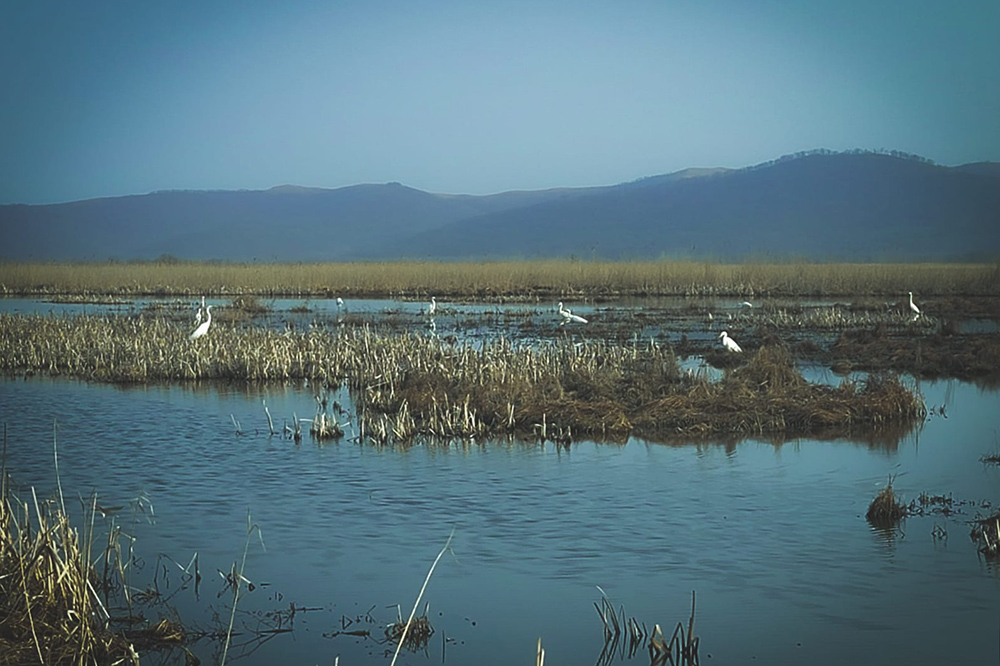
[1,261,999,665]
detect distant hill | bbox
[1,151,997,262]
[373,153,1000,261]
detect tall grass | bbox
[2,261,998,298]
[0,479,135,664]
[0,314,926,442]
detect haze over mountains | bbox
[2,151,998,262]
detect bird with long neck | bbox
[557,302,587,324]
[719,330,742,353]
[908,292,921,318]
[190,305,213,339]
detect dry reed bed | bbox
[2,261,998,298]
[0,485,136,665]
[1,314,925,443]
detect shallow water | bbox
[1,371,999,666]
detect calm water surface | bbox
[2,374,1000,665]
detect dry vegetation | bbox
[0,474,187,665]
[0,488,127,664]
[866,477,907,528]
[0,314,926,443]
[1,260,998,299]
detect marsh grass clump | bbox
[866,477,907,527]
[0,485,137,665]
[1,315,926,444]
[385,613,434,652]
[832,327,1000,380]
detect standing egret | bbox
[558,302,587,324]
[428,296,437,316]
[908,292,921,318]
[190,305,213,339]
[336,297,344,309]
[719,330,742,353]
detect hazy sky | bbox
[2,0,997,204]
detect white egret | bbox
[908,291,921,318]
[337,297,344,309]
[739,301,754,308]
[428,296,437,316]
[190,305,213,339]
[558,302,587,324]
[719,330,742,353]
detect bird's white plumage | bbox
[719,330,742,353]
[557,302,587,324]
[190,305,213,339]
[428,296,436,316]
[908,291,920,317]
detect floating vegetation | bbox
[866,477,907,528]
[970,511,1000,560]
[980,452,1000,466]
[908,492,963,517]
[385,610,434,652]
[0,315,927,444]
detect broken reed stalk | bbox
[263,399,275,436]
[389,529,455,666]
[220,509,264,666]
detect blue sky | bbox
[2,0,997,204]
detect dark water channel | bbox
[2,372,999,665]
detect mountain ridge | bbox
[2,151,997,262]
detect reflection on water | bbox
[1,373,999,665]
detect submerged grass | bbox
[1,314,926,443]
[971,511,1000,559]
[2,260,998,299]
